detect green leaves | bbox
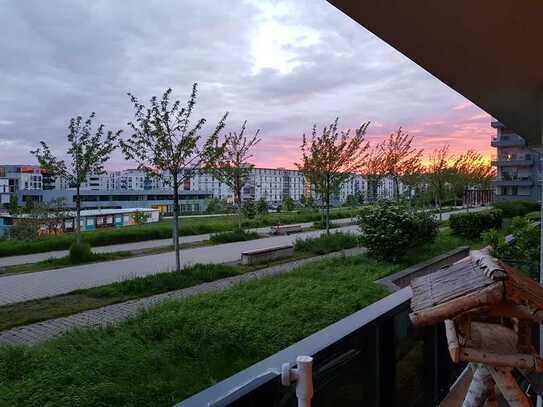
[31,113,120,186]
[121,83,228,184]
[358,201,439,261]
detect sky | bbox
[0,0,494,170]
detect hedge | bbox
[492,201,539,218]
[449,209,503,239]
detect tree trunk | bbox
[237,188,242,231]
[172,175,181,272]
[325,176,330,235]
[394,177,400,202]
[75,184,81,245]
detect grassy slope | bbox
[0,208,358,257]
[0,229,480,407]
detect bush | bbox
[210,229,259,244]
[449,209,502,239]
[525,211,540,222]
[69,241,93,264]
[357,201,439,261]
[493,201,540,218]
[483,217,540,264]
[294,232,359,255]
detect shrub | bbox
[525,211,540,222]
[449,209,502,239]
[483,217,540,264]
[294,232,359,255]
[357,201,439,261]
[210,229,259,244]
[493,201,539,218]
[69,241,93,264]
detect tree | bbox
[241,200,256,219]
[450,150,495,207]
[344,194,358,208]
[282,196,295,212]
[256,197,268,217]
[23,196,34,212]
[207,121,260,230]
[133,210,150,225]
[427,145,452,220]
[8,194,18,215]
[362,144,385,203]
[32,113,119,244]
[206,197,226,214]
[120,84,227,272]
[378,128,423,201]
[296,118,370,234]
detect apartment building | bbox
[490,121,542,201]
[0,165,43,193]
[0,178,9,206]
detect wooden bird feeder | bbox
[410,251,543,406]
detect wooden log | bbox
[486,303,543,324]
[445,319,460,363]
[410,284,504,326]
[462,364,494,407]
[458,347,543,371]
[487,367,532,407]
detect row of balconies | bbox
[490,135,526,147]
[493,175,534,186]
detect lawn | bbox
[0,208,358,257]
[0,229,481,407]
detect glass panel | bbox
[394,309,426,407]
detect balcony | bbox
[493,176,533,187]
[491,135,526,147]
[177,287,463,407]
[491,156,534,167]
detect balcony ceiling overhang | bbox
[327,0,543,147]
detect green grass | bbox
[294,232,359,255]
[209,229,260,244]
[0,208,359,257]
[0,264,240,331]
[0,229,481,406]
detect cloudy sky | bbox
[0,0,494,169]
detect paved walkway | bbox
[0,248,365,346]
[0,225,359,306]
[0,218,356,267]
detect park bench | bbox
[241,245,294,265]
[270,224,303,235]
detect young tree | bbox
[362,145,385,203]
[8,194,18,215]
[427,145,452,220]
[296,118,370,234]
[256,197,268,217]
[32,113,119,244]
[450,150,495,207]
[120,84,227,272]
[378,128,423,201]
[207,121,260,230]
[282,195,295,212]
